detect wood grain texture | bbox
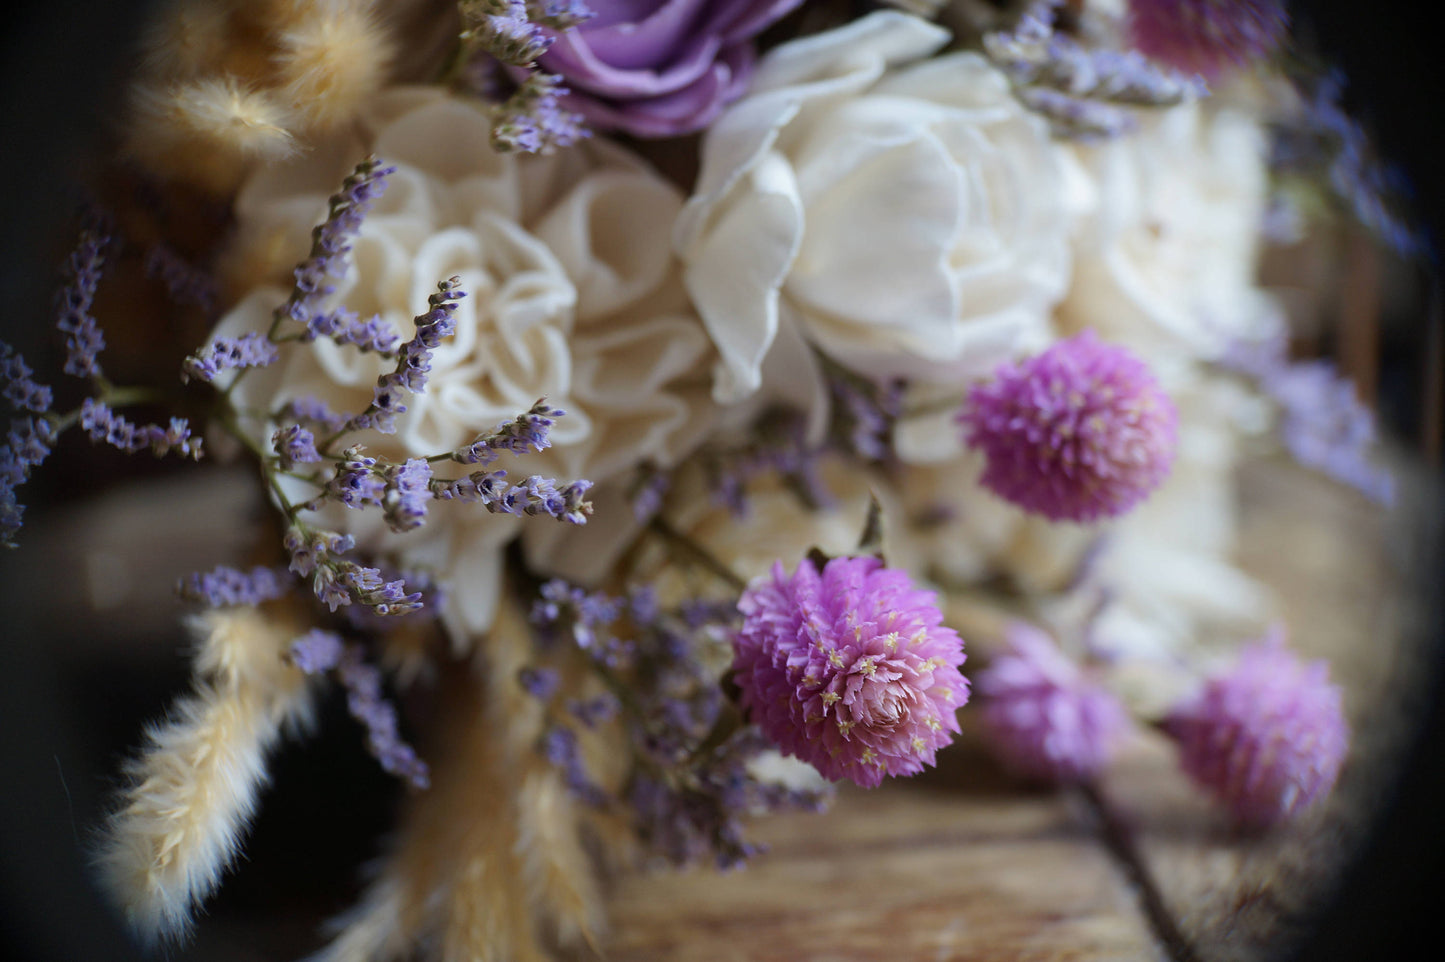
[605,778,1164,962]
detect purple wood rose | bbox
[537,0,804,137]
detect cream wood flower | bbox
[1057,100,1283,377]
[213,87,717,638]
[675,10,1076,420]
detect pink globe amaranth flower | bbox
[535,0,805,137]
[1165,629,1349,826]
[977,623,1131,784]
[732,555,968,789]
[959,330,1178,523]
[1127,0,1288,80]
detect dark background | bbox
[2,1,1442,960]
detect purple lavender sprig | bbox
[277,397,349,435]
[524,576,826,868]
[1219,334,1393,504]
[530,578,628,662]
[54,228,110,380]
[272,425,321,470]
[527,0,593,31]
[79,398,202,460]
[322,447,387,510]
[432,469,593,525]
[629,466,670,523]
[177,565,292,607]
[705,409,832,516]
[271,157,396,335]
[289,631,430,789]
[451,398,563,465]
[302,308,400,355]
[491,72,590,155]
[1,417,58,546]
[828,370,904,463]
[182,332,280,384]
[382,458,432,533]
[458,0,594,66]
[541,725,609,806]
[985,0,1206,141]
[461,0,554,65]
[144,243,218,316]
[1275,70,1423,258]
[283,525,423,616]
[338,278,464,438]
[630,728,830,871]
[1,343,54,414]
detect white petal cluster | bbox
[668,11,1277,658]
[215,88,717,635]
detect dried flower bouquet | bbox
[0,0,1427,959]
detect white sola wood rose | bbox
[213,88,717,639]
[1058,99,1282,378]
[674,10,1077,425]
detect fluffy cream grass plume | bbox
[126,76,299,192]
[274,0,394,130]
[315,596,602,962]
[97,608,316,945]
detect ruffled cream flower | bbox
[675,11,1077,424]
[214,88,717,638]
[1057,100,1283,380]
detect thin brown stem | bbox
[1074,781,1200,962]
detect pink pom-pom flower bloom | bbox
[959,330,1178,523]
[977,623,1131,784]
[1165,628,1348,826]
[732,555,969,788]
[1127,0,1288,80]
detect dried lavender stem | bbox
[1074,781,1199,962]
[647,516,746,591]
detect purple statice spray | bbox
[1,345,58,545]
[1276,70,1422,258]
[144,243,218,316]
[1,416,57,547]
[732,556,969,789]
[1,343,53,414]
[977,623,1131,784]
[54,227,110,380]
[382,458,432,533]
[1127,0,1288,80]
[960,330,1178,523]
[450,398,564,465]
[79,399,202,460]
[986,0,1206,141]
[491,71,590,155]
[289,631,430,789]
[273,156,396,333]
[181,332,279,384]
[1164,628,1348,826]
[341,278,463,436]
[1220,333,1393,504]
[177,565,292,607]
[283,525,422,616]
